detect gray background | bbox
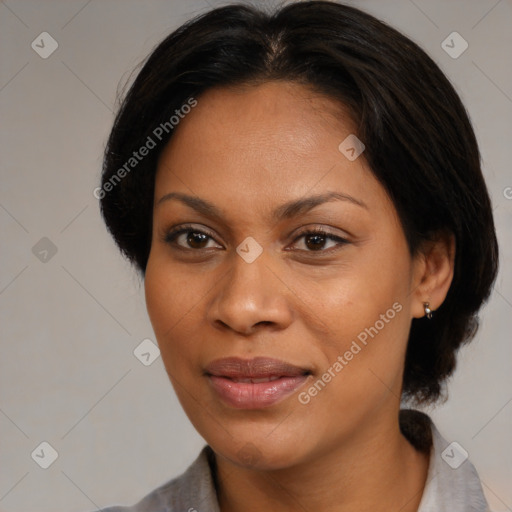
[0,0,511,510]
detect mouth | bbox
[204,357,312,409]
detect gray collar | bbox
[417,422,490,511]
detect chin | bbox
[202,422,313,471]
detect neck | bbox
[213,414,429,512]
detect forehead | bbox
[161,81,354,158]
[154,81,394,222]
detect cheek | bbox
[144,254,203,362]
[295,269,411,427]
[145,248,206,326]
[144,257,173,334]
[302,238,413,393]
[314,287,409,383]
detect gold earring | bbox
[423,302,433,319]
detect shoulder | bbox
[96,445,219,512]
[400,409,491,512]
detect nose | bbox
[206,252,294,336]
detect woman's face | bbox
[145,81,426,469]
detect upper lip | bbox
[204,357,310,379]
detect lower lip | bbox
[208,375,309,409]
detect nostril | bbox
[255,321,273,327]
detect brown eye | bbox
[186,232,209,249]
[291,229,349,253]
[304,233,328,251]
[164,226,222,250]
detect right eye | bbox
[164,225,224,251]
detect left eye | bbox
[291,230,349,252]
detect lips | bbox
[204,357,311,409]
[205,356,309,377]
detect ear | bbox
[410,231,455,319]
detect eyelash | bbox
[163,224,349,254]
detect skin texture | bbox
[144,82,455,512]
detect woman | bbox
[96,1,498,510]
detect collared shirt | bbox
[98,415,490,512]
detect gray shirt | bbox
[98,418,490,512]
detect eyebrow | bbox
[156,191,368,222]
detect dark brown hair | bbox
[100,1,499,404]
